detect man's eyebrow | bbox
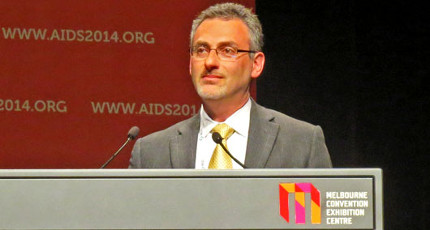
[217,41,238,48]
[193,41,209,47]
[193,41,238,48]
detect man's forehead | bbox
[193,18,250,46]
[196,17,248,31]
[193,40,238,47]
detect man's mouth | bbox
[202,74,223,79]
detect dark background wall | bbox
[256,1,427,229]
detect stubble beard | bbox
[192,70,228,100]
[195,83,227,101]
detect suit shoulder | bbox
[256,104,320,131]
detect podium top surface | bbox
[0,168,382,178]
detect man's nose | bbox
[204,49,220,69]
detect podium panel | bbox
[0,169,383,229]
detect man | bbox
[129,3,332,169]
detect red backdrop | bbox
[0,0,255,168]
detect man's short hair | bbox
[190,2,264,52]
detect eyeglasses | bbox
[190,45,257,61]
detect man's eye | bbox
[220,47,237,55]
[195,47,208,54]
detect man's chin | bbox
[196,87,226,101]
[198,92,224,100]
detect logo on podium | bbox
[279,183,321,224]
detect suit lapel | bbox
[170,115,200,168]
[245,100,279,168]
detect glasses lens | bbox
[217,47,238,60]
[192,46,244,61]
[193,47,208,59]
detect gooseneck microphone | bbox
[212,132,247,169]
[101,126,140,169]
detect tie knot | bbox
[211,123,235,140]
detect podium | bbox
[0,169,383,229]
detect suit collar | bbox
[245,99,280,168]
[170,115,200,168]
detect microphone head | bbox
[212,132,223,144]
[127,126,140,140]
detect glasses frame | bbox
[190,46,257,61]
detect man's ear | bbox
[251,52,265,79]
[189,57,192,75]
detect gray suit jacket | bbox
[129,100,332,168]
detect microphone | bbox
[127,126,140,140]
[101,126,140,168]
[212,132,247,169]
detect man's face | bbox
[189,18,263,102]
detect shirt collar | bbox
[199,98,252,138]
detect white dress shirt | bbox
[195,99,251,169]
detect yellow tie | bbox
[209,123,235,169]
